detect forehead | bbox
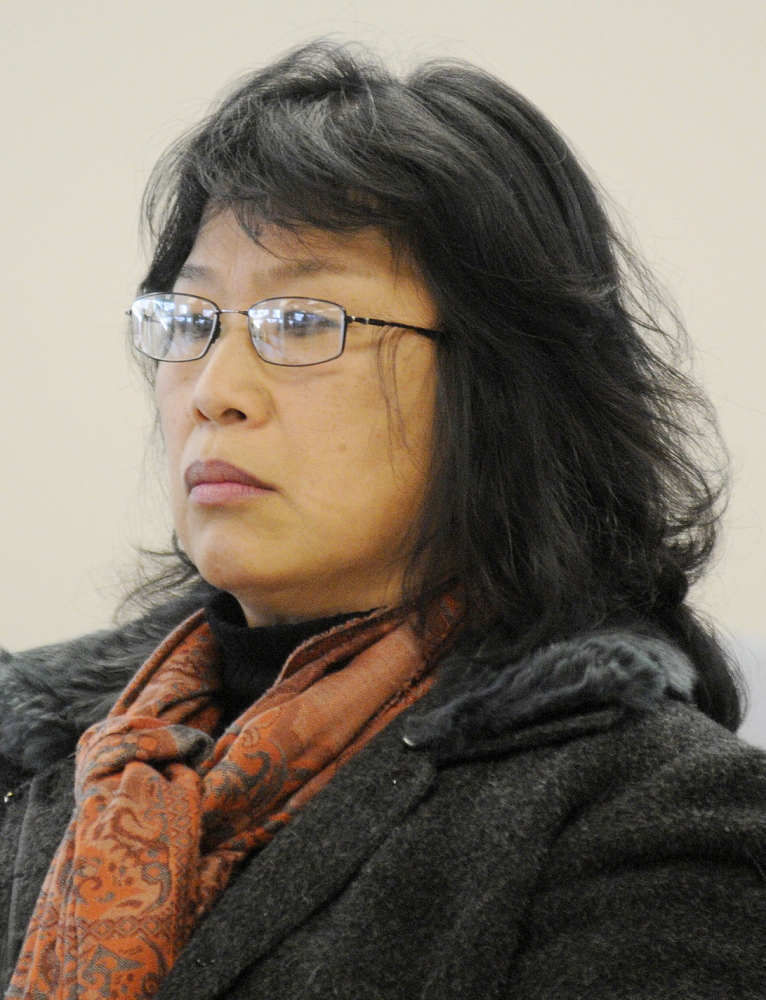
[180,208,410,286]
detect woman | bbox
[1,39,765,1000]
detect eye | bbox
[281,309,336,337]
[168,311,216,343]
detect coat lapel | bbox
[156,717,437,1000]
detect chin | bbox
[193,552,268,594]
[188,534,301,604]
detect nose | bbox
[190,315,273,427]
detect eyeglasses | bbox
[128,292,441,367]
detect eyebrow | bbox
[175,264,214,282]
[175,258,351,284]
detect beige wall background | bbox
[1,1,764,737]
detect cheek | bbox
[155,368,188,442]
[294,341,436,518]
[375,336,437,463]
[153,372,193,497]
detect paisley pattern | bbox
[7,600,458,1000]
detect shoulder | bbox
[377,640,766,997]
[404,626,766,857]
[507,705,766,996]
[403,650,766,992]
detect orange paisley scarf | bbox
[8,599,458,1000]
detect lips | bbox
[184,459,273,491]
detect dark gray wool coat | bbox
[2,589,766,1000]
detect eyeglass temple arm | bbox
[348,316,441,339]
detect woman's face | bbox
[155,209,439,624]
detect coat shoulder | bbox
[500,702,766,998]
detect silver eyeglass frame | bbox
[127,292,441,367]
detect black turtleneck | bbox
[204,591,371,724]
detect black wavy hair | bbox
[133,38,743,729]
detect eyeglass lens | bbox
[130,293,346,366]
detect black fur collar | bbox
[403,630,695,761]
[0,590,695,775]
